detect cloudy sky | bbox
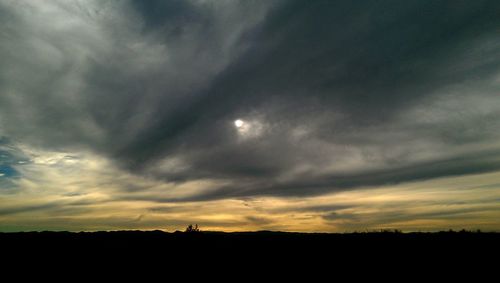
[1,0,500,232]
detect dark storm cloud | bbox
[114,0,500,169]
[131,0,206,30]
[0,0,499,200]
[128,148,500,202]
[171,0,499,123]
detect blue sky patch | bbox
[0,165,19,177]
[0,139,31,187]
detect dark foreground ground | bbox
[1,230,499,272]
[2,230,499,253]
[1,230,496,279]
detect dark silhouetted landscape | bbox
[3,229,499,255]
[2,229,499,275]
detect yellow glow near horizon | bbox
[2,164,500,232]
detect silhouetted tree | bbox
[185,224,200,233]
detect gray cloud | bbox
[0,202,59,216]
[0,0,499,201]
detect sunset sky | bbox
[1,0,500,232]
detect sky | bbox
[1,0,500,232]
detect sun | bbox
[234,119,244,128]
[233,118,264,139]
